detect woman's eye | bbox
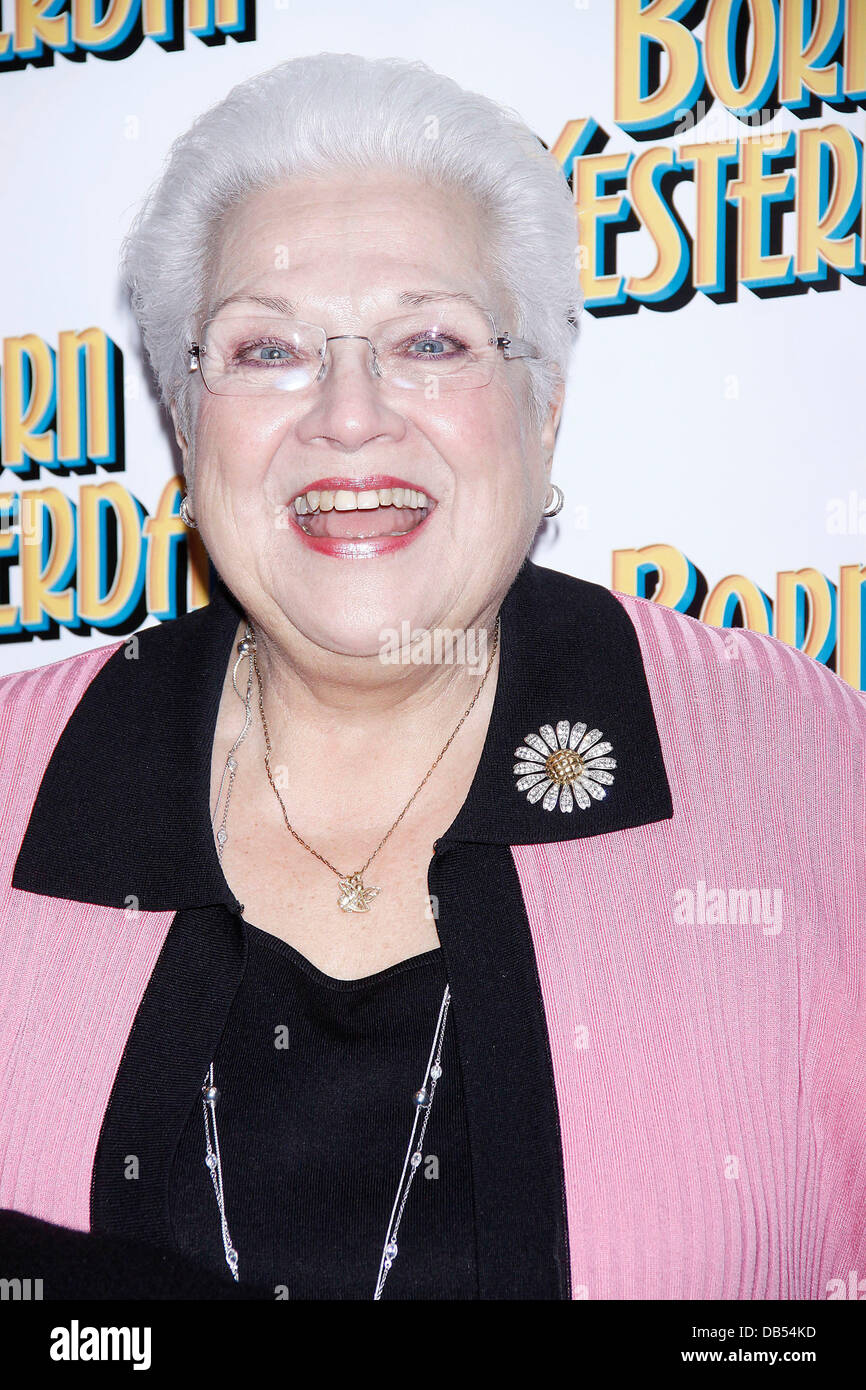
[236,339,296,365]
[406,336,465,357]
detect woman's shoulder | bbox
[613,586,866,746]
[0,640,125,765]
[0,638,124,702]
[0,642,128,888]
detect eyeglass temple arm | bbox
[497,334,540,361]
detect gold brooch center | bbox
[545,748,585,784]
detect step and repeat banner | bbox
[2,0,864,684]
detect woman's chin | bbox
[309,621,444,665]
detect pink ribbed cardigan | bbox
[1,592,864,1299]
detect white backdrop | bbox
[2,0,863,684]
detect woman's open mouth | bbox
[291,485,433,541]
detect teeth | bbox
[292,486,431,515]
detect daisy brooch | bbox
[513,721,616,812]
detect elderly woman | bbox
[0,53,863,1304]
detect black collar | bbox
[12,557,673,911]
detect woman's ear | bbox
[541,379,566,458]
[169,400,190,471]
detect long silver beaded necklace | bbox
[204,629,454,1297]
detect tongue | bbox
[306,506,422,540]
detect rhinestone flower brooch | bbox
[513,720,616,812]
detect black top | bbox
[169,926,477,1299]
[11,556,674,1299]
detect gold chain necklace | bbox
[249,616,501,914]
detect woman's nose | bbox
[296,334,404,449]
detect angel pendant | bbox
[337,872,382,913]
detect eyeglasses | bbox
[188,302,539,397]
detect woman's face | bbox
[174,170,562,654]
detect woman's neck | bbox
[242,609,501,758]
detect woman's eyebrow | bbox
[207,292,295,318]
[397,289,489,315]
[206,288,487,319]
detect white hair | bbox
[119,52,582,478]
